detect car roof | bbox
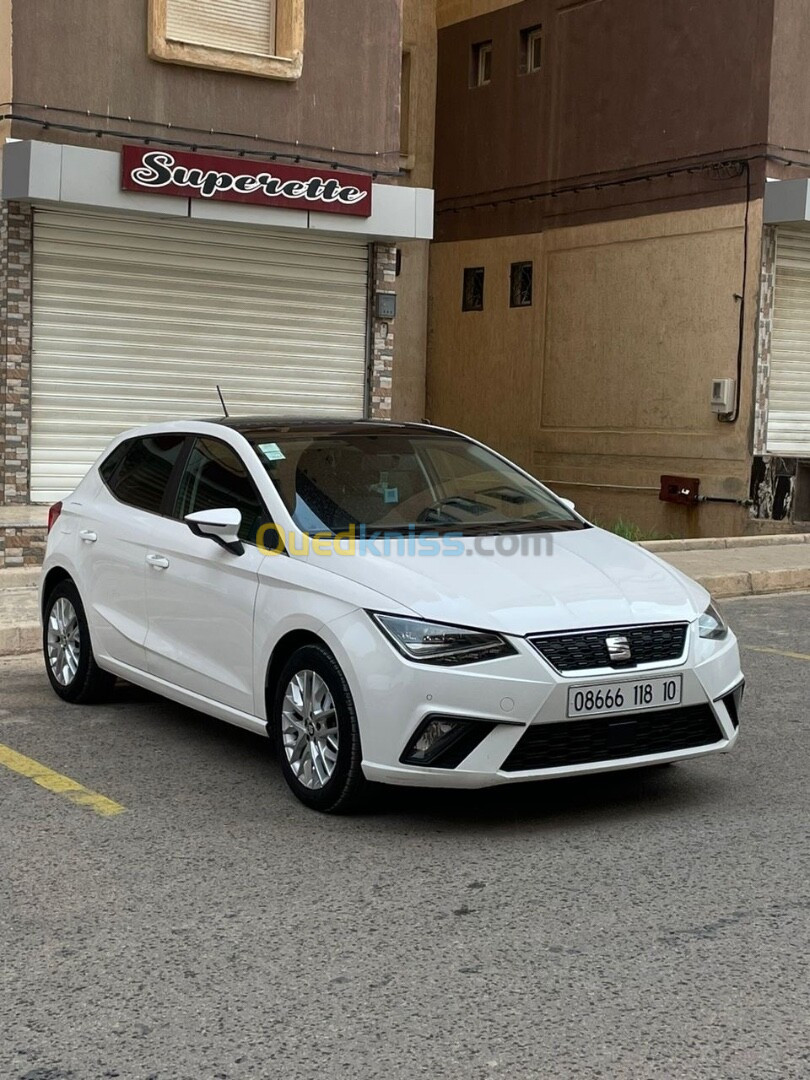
[209,417,458,438]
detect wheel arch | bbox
[264,629,334,725]
[41,566,74,615]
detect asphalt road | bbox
[1,594,808,1080]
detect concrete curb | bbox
[642,534,810,553]
[690,568,810,599]
[0,567,41,590]
[0,622,40,658]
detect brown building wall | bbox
[768,0,810,162]
[425,0,806,537]
[9,0,403,175]
[438,0,518,30]
[434,0,775,241]
[427,201,763,538]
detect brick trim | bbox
[754,225,776,456]
[1,201,34,506]
[370,243,396,420]
[0,525,47,568]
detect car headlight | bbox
[698,602,728,640]
[371,614,517,666]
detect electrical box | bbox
[375,293,397,320]
[659,475,701,506]
[711,378,736,415]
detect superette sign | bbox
[121,146,373,217]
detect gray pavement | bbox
[0,593,808,1078]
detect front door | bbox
[143,436,269,716]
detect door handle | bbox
[146,554,170,570]
[79,530,98,543]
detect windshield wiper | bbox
[450,519,590,536]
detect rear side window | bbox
[101,435,186,514]
[174,437,267,545]
[98,442,131,487]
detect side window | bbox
[98,441,132,487]
[102,435,186,514]
[174,437,268,545]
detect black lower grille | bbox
[530,623,688,673]
[502,705,724,772]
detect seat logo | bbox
[606,634,632,662]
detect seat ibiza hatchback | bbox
[41,418,743,812]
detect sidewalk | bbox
[641,533,810,599]
[0,569,40,657]
[1,536,809,657]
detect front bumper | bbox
[324,612,743,789]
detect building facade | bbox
[427,0,810,537]
[0,0,435,564]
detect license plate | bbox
[567,675,683,718]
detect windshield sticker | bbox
[259,443,286,462]
[384,487,400,504]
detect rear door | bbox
[143,435,268,716]
[75,433,187,670]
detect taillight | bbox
[47,502,63,533]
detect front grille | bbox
[529,623,688,673]
[501,704,723,772]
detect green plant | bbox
[597,518,674,542]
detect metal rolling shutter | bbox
[167,0,277,57]
[31,208,369,503]
[767,228,810,455]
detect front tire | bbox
[43,579,115,704]
[271,644,367,813]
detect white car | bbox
[41,418,744,812]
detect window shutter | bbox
[166,0,277,57]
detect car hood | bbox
[305,526,708,636]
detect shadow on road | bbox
[110,676,736,834]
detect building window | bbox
[510,262,533,307]
[463,268,485,311]
[149,0,305,81]
[471,41,492,87]
[519,26,542,75]
[400,46,417,171]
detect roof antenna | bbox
[216,384,229,418]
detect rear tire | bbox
[271,643,368,813]
[42,579,116,704]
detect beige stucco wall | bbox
[392,240,430,420]
[427,201,764,537]
[0,0,11,164]
[392,0,437,421]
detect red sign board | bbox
[121,145,373,218]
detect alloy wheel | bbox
[281,669,340,790]
[47,597,81,687]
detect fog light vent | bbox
[721,681,745,729]
[400,715,497,769]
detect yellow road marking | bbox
[0,744,126,817]
[744,645,810,662]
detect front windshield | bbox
[247,431,587,537]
